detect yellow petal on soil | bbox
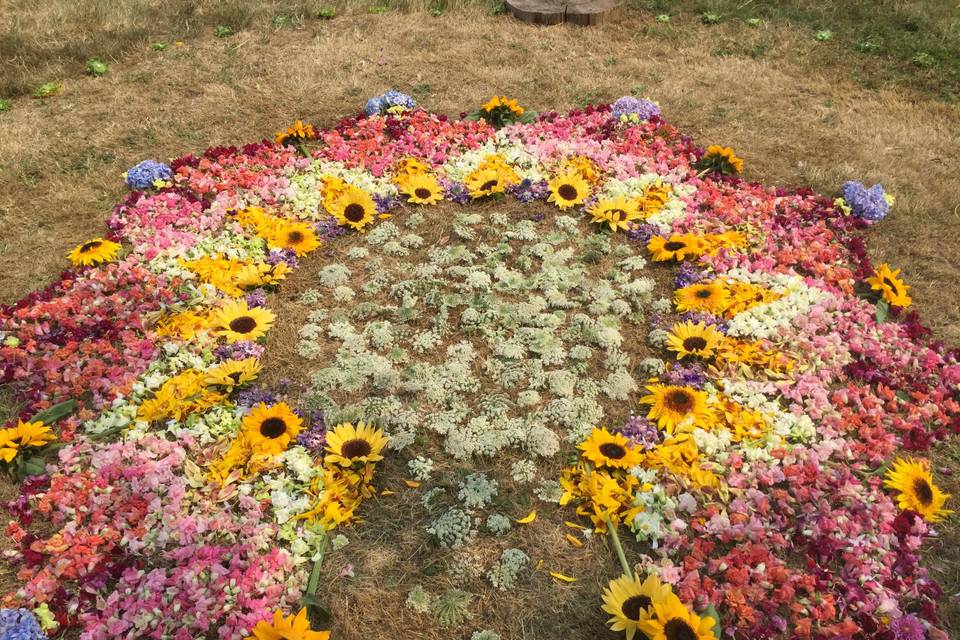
[515,510,537,524]
[380,489,396,496]
[564,534,583,547]
[535,559,544,570]
[403,479,421,488]
[563,521,584,529]
[550,572,577,583]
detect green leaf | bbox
[895,390,910,402]
[875,298,889,323]
[702,604,722,640]
[30,399,76,425]
[17,456,46,480]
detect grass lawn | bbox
[1,1,959,637]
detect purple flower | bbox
[615,415,661,450]
[626,222,660,244]
[0,608,47,640]
[374,193,400,213]
[234,386,278,409]
[364,90,416,116]
[675,262,705,289]
[841,181,889,223]
[297,410,328,454]
[679,311,728,333]
[244,288,267,308]
[508,179,549,203]
[266,249,298,268]
[125,160,172,189]
[663,362,709,388]
[611,96,661,121]
[314,218,347,243]
[443,181,471,205]
[214,341,266,361]
[889,614,925,640]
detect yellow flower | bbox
[588,197,642,232]
[324,422,389,467]
[245,608,329,640]
[647,234,703,262]
[638,593,716,640]
[0,430,19,463]
[482,95,524,116]
[723,280,781,317]
[266,221,320,256]
[242,403,303,457]
[213,301,276,343]
[702,145,743,174]
[884,457,951,522]
[674,281,732,315]
[465,166,515,198]
[396,173,444,205]
[560,156,601,184]
[602,573,673,640]
[204,358,262,388]
[547,172,591,210]
[665,321,723,360]
[327,186,378,232]
[156,309,211,341]
[235,262,291,289]
[14,420,55,448]
[867,263,912,308]
[641,181,672,216]
[639,384,712,434]
[579,427,644,469]
[68,238,121,267]
[393,157,430,178]
[274,120,315,145]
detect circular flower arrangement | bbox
[0,91,958,640]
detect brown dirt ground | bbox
[1,6,959,638]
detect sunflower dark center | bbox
[664,618,698,640]
[913,477,934,506]
[621,595,652,621]
[414,187,432,199]
[598,442,627,460]
[695,288,713,299]
[228,316,258,334]
[259,417,287,439]
[666,390,695,413]
[664,241,687,251]
[344,203,367,222]
[882,277,899,295]
[228,371,243,383]
[287,230,305,244]
[480,179,500,192]
[557,184,578,200]
[682,336,709,351]
[80,240,103,253]
[341,438,373,459]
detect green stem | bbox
[605,515,632,577]
[306,530,329,597]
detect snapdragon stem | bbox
[306,531,329,597]
[605,516,632,577]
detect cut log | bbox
[505,0,623,26]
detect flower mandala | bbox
[0,94,958,640]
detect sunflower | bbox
[267,221,320,256]
[236,262,291,289]
[324,421,389,467]
[674,281,731,315]
[884,457,951,522]
[547,172,591,210]
[393,157,430,178]
[274,120,316,145]
[397,173,444,205]
[666,321,723,360]
[242,403,303,456]
[482,95,524,116]
[245,608,329,640]
[640,384,712,434]
[68,238,121,267]
[638,594,716,640]
[602,573,674,640]
[0,430,19,463]
[701,145,744,175]
[214,300,276,343]
[465,166,512,198]
[579,427,644,469]
[327,186,378,232]
[13,420,55,448]
[647,234,702,262]
[588,197,642,232]
[204,358,262,388]
[867,263,912,308]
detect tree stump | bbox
[505,0,623,26]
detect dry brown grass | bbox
[1,5,959,638]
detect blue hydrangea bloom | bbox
[611,96,661,121]
[841,181,889,222]
[125,159,172,189]
[364,90,416,116]
[0,609,47,640]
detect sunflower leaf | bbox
[875,299,889,323]
[29,399,76,425]
[17,456,47,481]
